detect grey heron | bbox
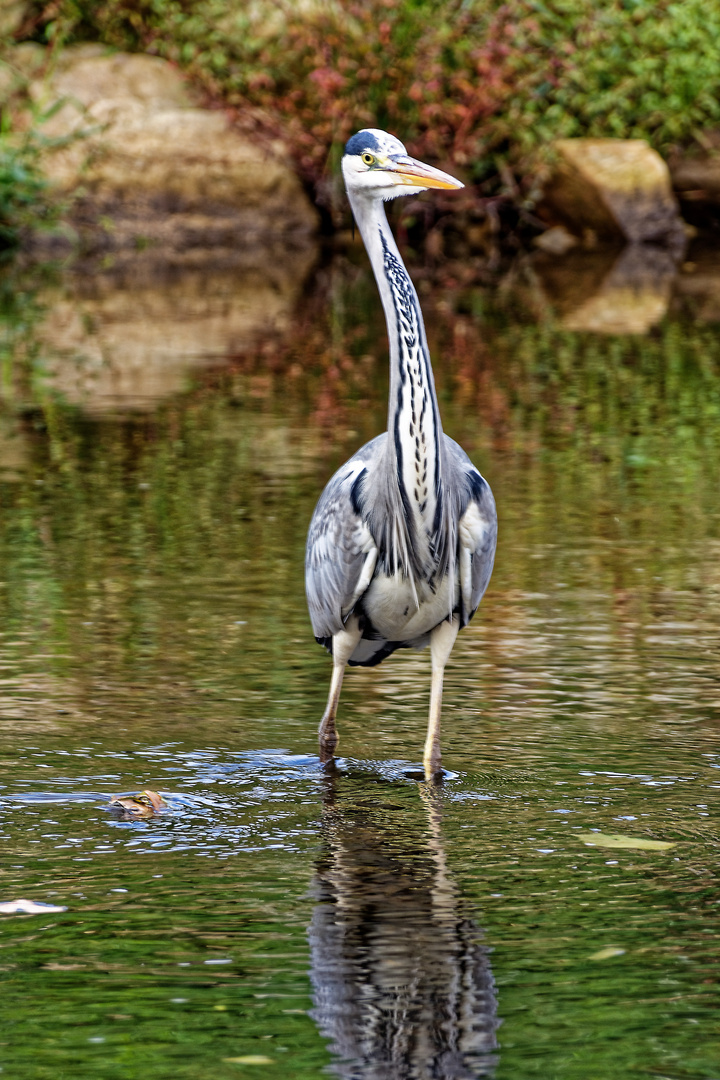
[305,129,497,781]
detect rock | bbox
[0,42,45,101]
[531,245,677,334]
[539,138,686,247]
[670,152,720,203]
[26,45,318,248]
[668,147,720,234]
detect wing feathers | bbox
[458,477,497,624]
[305,452,379,640]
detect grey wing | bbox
[305,437,383,641]
[445,437,498,626]
[464,470,497,620]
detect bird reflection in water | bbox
[308,774,499,1079]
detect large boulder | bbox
[27,45,318,249]
[538,138,686,247]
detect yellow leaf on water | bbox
[578,832,675,851]
[139,789,166,811]
[108,796,155,817]
[589,946,626,961]
[109,789,167,817]
[222,1057,275,1065]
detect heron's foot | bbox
[318,718,339,763]
[423,749,443,784]
[319,742,337,765]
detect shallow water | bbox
[0,247,719,1078]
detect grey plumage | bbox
[306,434,496,664]
[305,128,497,778]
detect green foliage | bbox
[38,0,720,198]
[0,116,53,247]
[0,38,68,248]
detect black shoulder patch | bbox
[350,468,367,515]
[345,130,381,157]
[467,469,487,502]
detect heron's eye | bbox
[361,152,375,166]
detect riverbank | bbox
[3,0,720,255]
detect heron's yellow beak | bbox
[385,155,463,190]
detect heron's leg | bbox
[319,616,363,763]
[424,616,460,782]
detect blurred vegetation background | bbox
[2,0,720,241]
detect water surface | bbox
[0,246,719,1078]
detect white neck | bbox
[347,189,444,558]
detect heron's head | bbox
[342,129,463,200]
